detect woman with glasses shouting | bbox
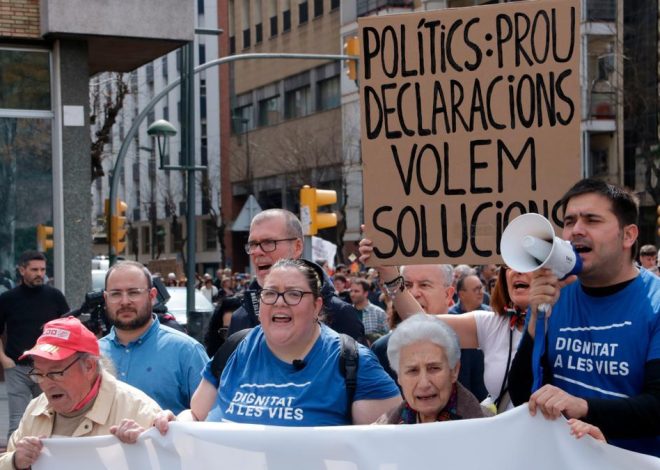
[151,258,401,429]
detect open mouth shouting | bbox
[415,391,438,403]
[573,244,592,254]
[271,312,292,324]
[256,262,273,276]
[512,280,529,293]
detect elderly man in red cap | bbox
[0,317,161,470]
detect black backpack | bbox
[210,328,359,421]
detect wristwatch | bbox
[382,275,404,299]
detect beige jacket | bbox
[0,370,161,470]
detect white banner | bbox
[34,407,659,470]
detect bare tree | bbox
[623,2,660,203]
[235,118,347,256]
[89,73,130,181]
[199,170,227,267]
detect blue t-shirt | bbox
[204,324,400,426]
[100,316,209,415]
[546,269,660,455]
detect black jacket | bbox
[227,261,365,343]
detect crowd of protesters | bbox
[0,178,659,467]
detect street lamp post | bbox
[145,43,206,316]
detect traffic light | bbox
[106,199,128,253]
[36,224,53,252]
[344,36,359,82]
[300,185,337,236]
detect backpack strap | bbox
[338,333,359,422]
[210,328,252,380]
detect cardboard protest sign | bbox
[360,0,581,265]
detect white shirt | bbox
[474,310,523,410]
[200,284,218,303]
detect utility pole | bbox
[182,41,197,314]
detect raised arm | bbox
[358,237,478,348]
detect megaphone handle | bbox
[531,304,551,393]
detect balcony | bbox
[589,89,616,119]
[585,0,616,22]
[40,0,193,73]
[357,0,413,17]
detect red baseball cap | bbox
[20,316,99,361]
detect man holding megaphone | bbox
[507,178,660,457]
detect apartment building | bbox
[224,0,343,271]
[90,0,223,274]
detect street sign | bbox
[231,195,262,231]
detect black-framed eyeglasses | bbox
[244,238,297,254]
[28,355,82,383]
[259,288,313,306]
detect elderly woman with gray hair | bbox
[376,313,492,424]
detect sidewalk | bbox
[0,381,7,449]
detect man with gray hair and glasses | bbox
[370,264,488,401]
[0,316,161,470]
[371,264,455,380]
[227,208,365,342]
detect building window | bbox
[256,23,263,43]
[233,104,254,133]
[243,28,251,48]
[141,226,151,255]
[199,44,206,65]
[283,9,291,31]
[299,1,308,24]
[314,0,323,17]
[200,79,207,119]
[201,137,208,166]
[317,76,340,111]
[161,56,168,79]
[205,220,217,250]
[331,0,339,9]
[258,96,281,126]
[0,50,51,110]
[230,36,236,54]
[270,16,278,36]
[285,86,312,119]
[171,221,183,252]
[198,0,205,14]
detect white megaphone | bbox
[500,213,582,279]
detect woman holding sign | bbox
[359,238,530,412]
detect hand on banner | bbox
[529,384,588,421]
[110,419,146,444]
[568,418,606,442]
[152,409,177,435]
[527,269,577,337]
[13,435,43,469]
